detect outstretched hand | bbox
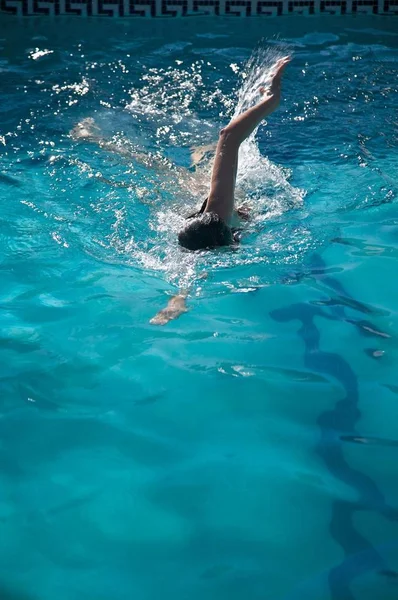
[259,55,292,97]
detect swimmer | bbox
[71,56,291,324]
[177,55,291,251]
[151,56,291,324]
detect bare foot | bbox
[150,294,188,325]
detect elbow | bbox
[219,125,240,147]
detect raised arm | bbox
[205,56,291,224]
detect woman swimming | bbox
[71,56,291,324]
[177,55,291,250]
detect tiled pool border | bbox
[1,0,397,16]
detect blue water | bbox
[1,15,398,600]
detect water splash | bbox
[233,42,292,116]
[121,44,306,293]
[4,42,307,296]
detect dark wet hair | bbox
[178,212,233,251]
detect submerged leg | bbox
[150,293,188,326]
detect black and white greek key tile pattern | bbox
[0,0,397,15]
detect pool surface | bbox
[0,15,397,600]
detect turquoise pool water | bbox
[1,14,397,600]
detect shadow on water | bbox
[272,252,397,600]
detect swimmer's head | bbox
[178,212,233,251]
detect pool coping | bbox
[1,0,397,17]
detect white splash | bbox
[52,77,90,96]
[29,48,54,61]
[119,44,305,292]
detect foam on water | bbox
[2,36,309,296]
[121,44,306,293]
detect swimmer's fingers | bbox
[274,56,292,68]
[271,56,291,79]
[259,57,291,96]
[269,56,291,94]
